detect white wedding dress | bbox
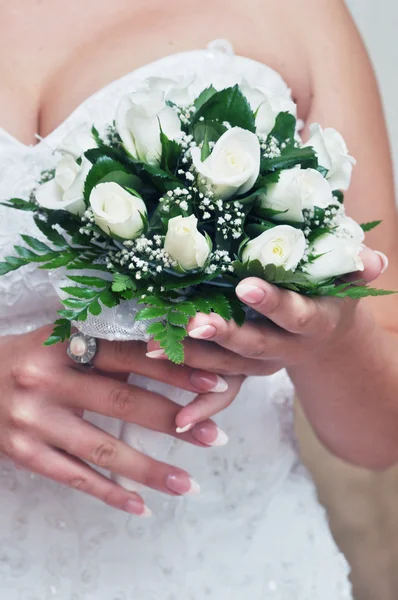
[0,41,352,600]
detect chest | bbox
[0,0,311,145]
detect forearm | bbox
[288,307,398,470]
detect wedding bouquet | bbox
[0,78,391,362]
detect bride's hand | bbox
[0,325,241,515]
[146,247,386,430]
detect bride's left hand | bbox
[146,247,387,431]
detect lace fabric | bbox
[0,41,352,599]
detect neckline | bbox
[0,48,208,152]
[0,41,288,152]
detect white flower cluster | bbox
[32,71,362,287]
[107,234,177,281]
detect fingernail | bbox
[188,325,217,340]
[192,424,229,447]
[190,371,229,393]
[166,474,201,496]
[176,423,194,434]
[124,498,152,517]
[375,251,389,274]
[146,349,167,359]
[236,284,265,304]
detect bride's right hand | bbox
[0,325,242,516]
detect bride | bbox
[0,0,397,597]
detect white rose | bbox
[191,127,260,200]
[335,215,365,245]
[58,123,97,159]
[305,233,364,283]
[35,155,90,216]
[260,167,334,223]
[164,215,211,271]
[304,124,356,191]
[116,91,182,165]
[89,182,147,240]
[240,82,297,137]
[242,225,306,271]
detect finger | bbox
[8,436,151,515]
[41,413,200,496]
[147,336,283,376]
[92,339,228,394]
[51,369,220,447]
[233,278,344,338]
[184,311,302,362]
[175,375,245,436]
[343,246,387,284]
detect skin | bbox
[0,0,396,514]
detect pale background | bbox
[347,0,398,192]
[296,4,398,599]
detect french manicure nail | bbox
[236,284,265,304]
[176,423,194,434]
[166,474,201,495]
[146,349,167,359]
[375,251,389,274]
[190,371,229,393]
[124,498,152,517]
[192,424,229,447]
[188,325,217,340]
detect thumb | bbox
[344,246,388,284]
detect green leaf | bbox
[43,319,71,346]
[208,294,232,320]
[191,296,212,314]
[261,146,317,173]
[14,246,39,260]
[68,275,109,288]
[88,298,102,315]
[61,298,90,309]
[174,301,196,317]
[168,311,189,326]
[99,288,119,309]
[194,86,217,112]
[318,285,396,299]
[229,298,246,326]
[135,306,167,320]
[361,220,382,232]
[0,198,37,212]
[146,322,166,335]
[159,321,187,364]
[194,85,256,132]
[120,289,134,300]
[83,157,127,203]
[20,235,52,254]
[111,273,135,292]
[193,121,227,149]
[98,170,143,192]
[39,253,77,269]
[91,125,103,146]
[162,269,215,291]
[43,335,63,346]
[333,191,344,204]
[245,222,276,239]
[137,294,167,307]
[268,112,296,146]
[61,286,99,299]
[160,130,181,173]
[254,206,288,219]
[0,257,27,275]
[76,307,89,321]
[67,261,109,272]
[33,216,68,248]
